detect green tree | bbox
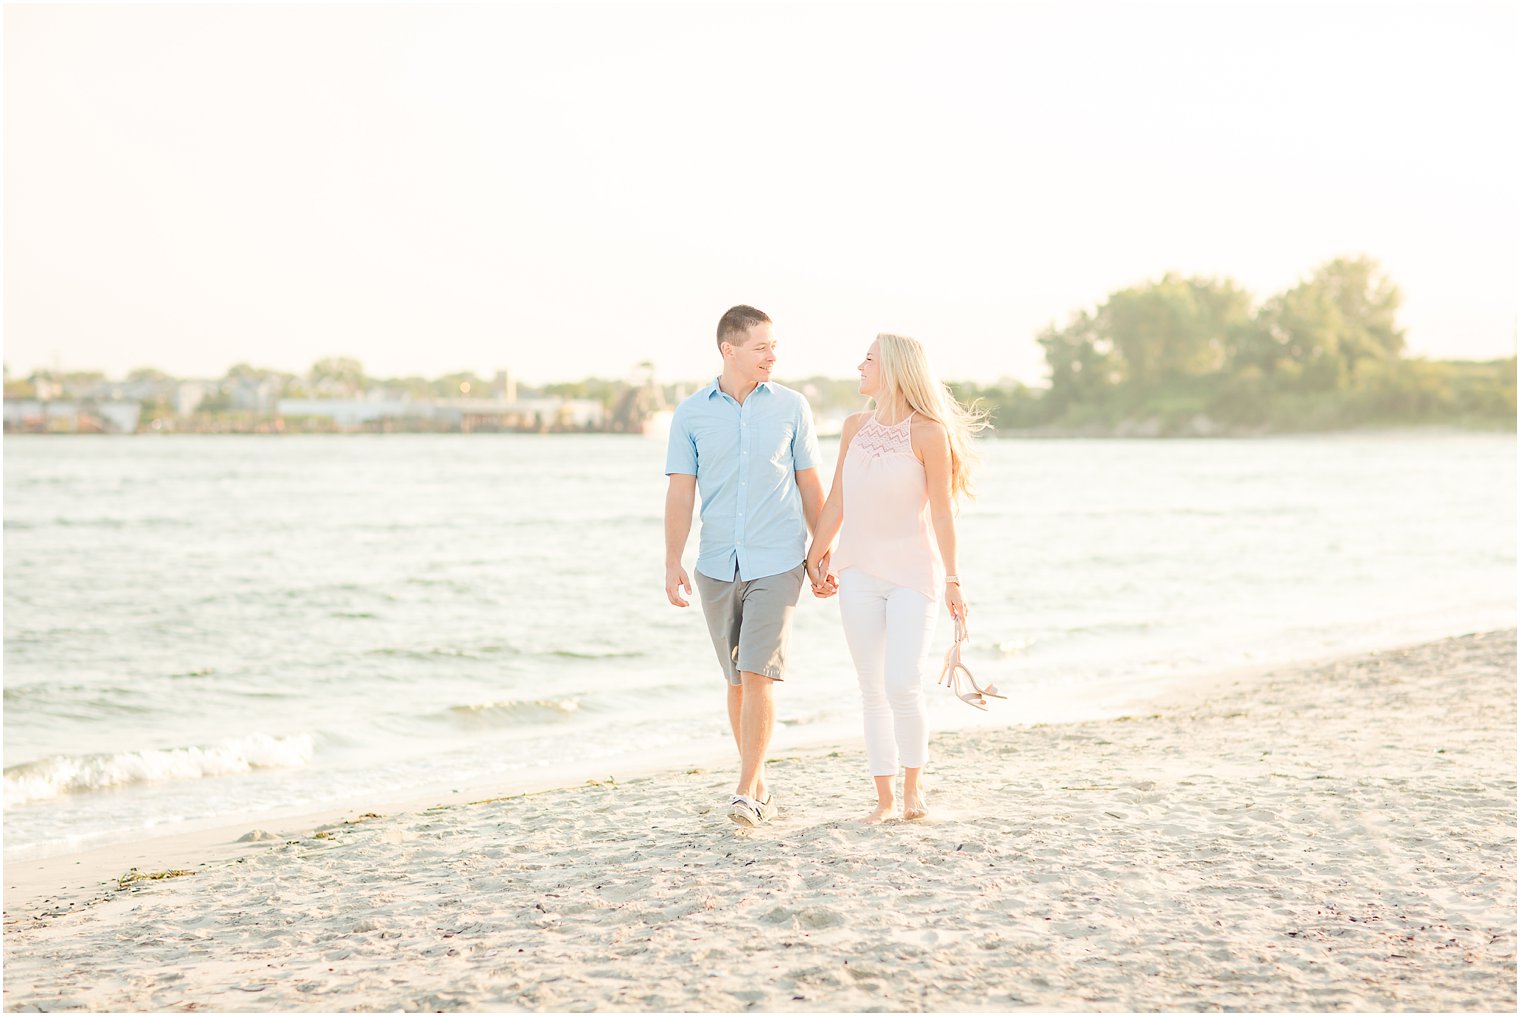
[1101,274,1252,388]
[374,375,436,399]
[308,357,367,397]
[1253,281,1346,389]
[1036,310,1115,411]
[543,377,622,403]
[196,389,235,413]
[1022,255,1506,433]
[433,371,487,398]
[223,362,278,384]
[1253,256,1403,389]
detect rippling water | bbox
[4,432,1514,860]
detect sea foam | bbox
[3,732,316,807]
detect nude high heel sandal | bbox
[938,616,1005,710]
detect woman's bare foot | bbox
[902,770,928,821]
[863,800,897,824]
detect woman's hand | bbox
[945,581,967,623]
[806,548,837,598]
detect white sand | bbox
[5,630,1515,1012]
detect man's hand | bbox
[806,550,838,598]
[664,474,696,607]
[819,550,838,597]
[666,563,693,607]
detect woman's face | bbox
[857,340,881,398]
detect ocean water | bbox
[3,432,1514,860]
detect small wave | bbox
[442,697,582,730]
[2,682,158,717]
[53,516,183,529]
[369,646,479,660]
[778,709,841,727]
[368,644,519,661]
[1062,621,1159,638]
[3,732,316,807]
[548,648,645,660]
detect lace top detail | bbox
[849,413,915,460]
[830,410,943,600]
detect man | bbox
[664,305,824,827]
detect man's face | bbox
[724,322,777,384]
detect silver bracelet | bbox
[945,575,960,585]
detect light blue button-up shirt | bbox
[665,378,822,582]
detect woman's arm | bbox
[916,419,965,621]
[806,412,866,592]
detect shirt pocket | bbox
[766,422,798,468]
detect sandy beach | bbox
[4,630,1514,1012]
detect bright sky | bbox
[5,1,1516,387]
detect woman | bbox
[806,333,986,823]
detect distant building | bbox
[437,397,603,431]
[273,395,603,432]
[276,398,428,428]
[93,379,164,403]
[229,377,280,413]
[3,399,142,434]
[173,382,209,416]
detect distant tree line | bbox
[952,256,1515,435]
[7,255,1513,435]
[6,359,553,406]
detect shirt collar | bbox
[706,377,771,400]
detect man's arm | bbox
[792,394,826,537]
[795,467,825,538]
[664,473,697,607]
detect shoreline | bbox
[0,667,1163,913]
[5,629,1514,1011]
[1,631,1392,905]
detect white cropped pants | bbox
[837,569,939,777]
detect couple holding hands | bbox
[663,305,986,827]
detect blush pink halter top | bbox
[831,411,944,601]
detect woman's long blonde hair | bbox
[873,333,991,502]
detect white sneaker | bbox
[757,792,778,822]
[728,795,763,827]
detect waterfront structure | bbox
[275,396,603,432]
[3,400,142,434]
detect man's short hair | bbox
[716,305,771,351]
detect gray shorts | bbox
[695,563,807,685]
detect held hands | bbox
[665,563,692,607]
[806,548,838,598]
